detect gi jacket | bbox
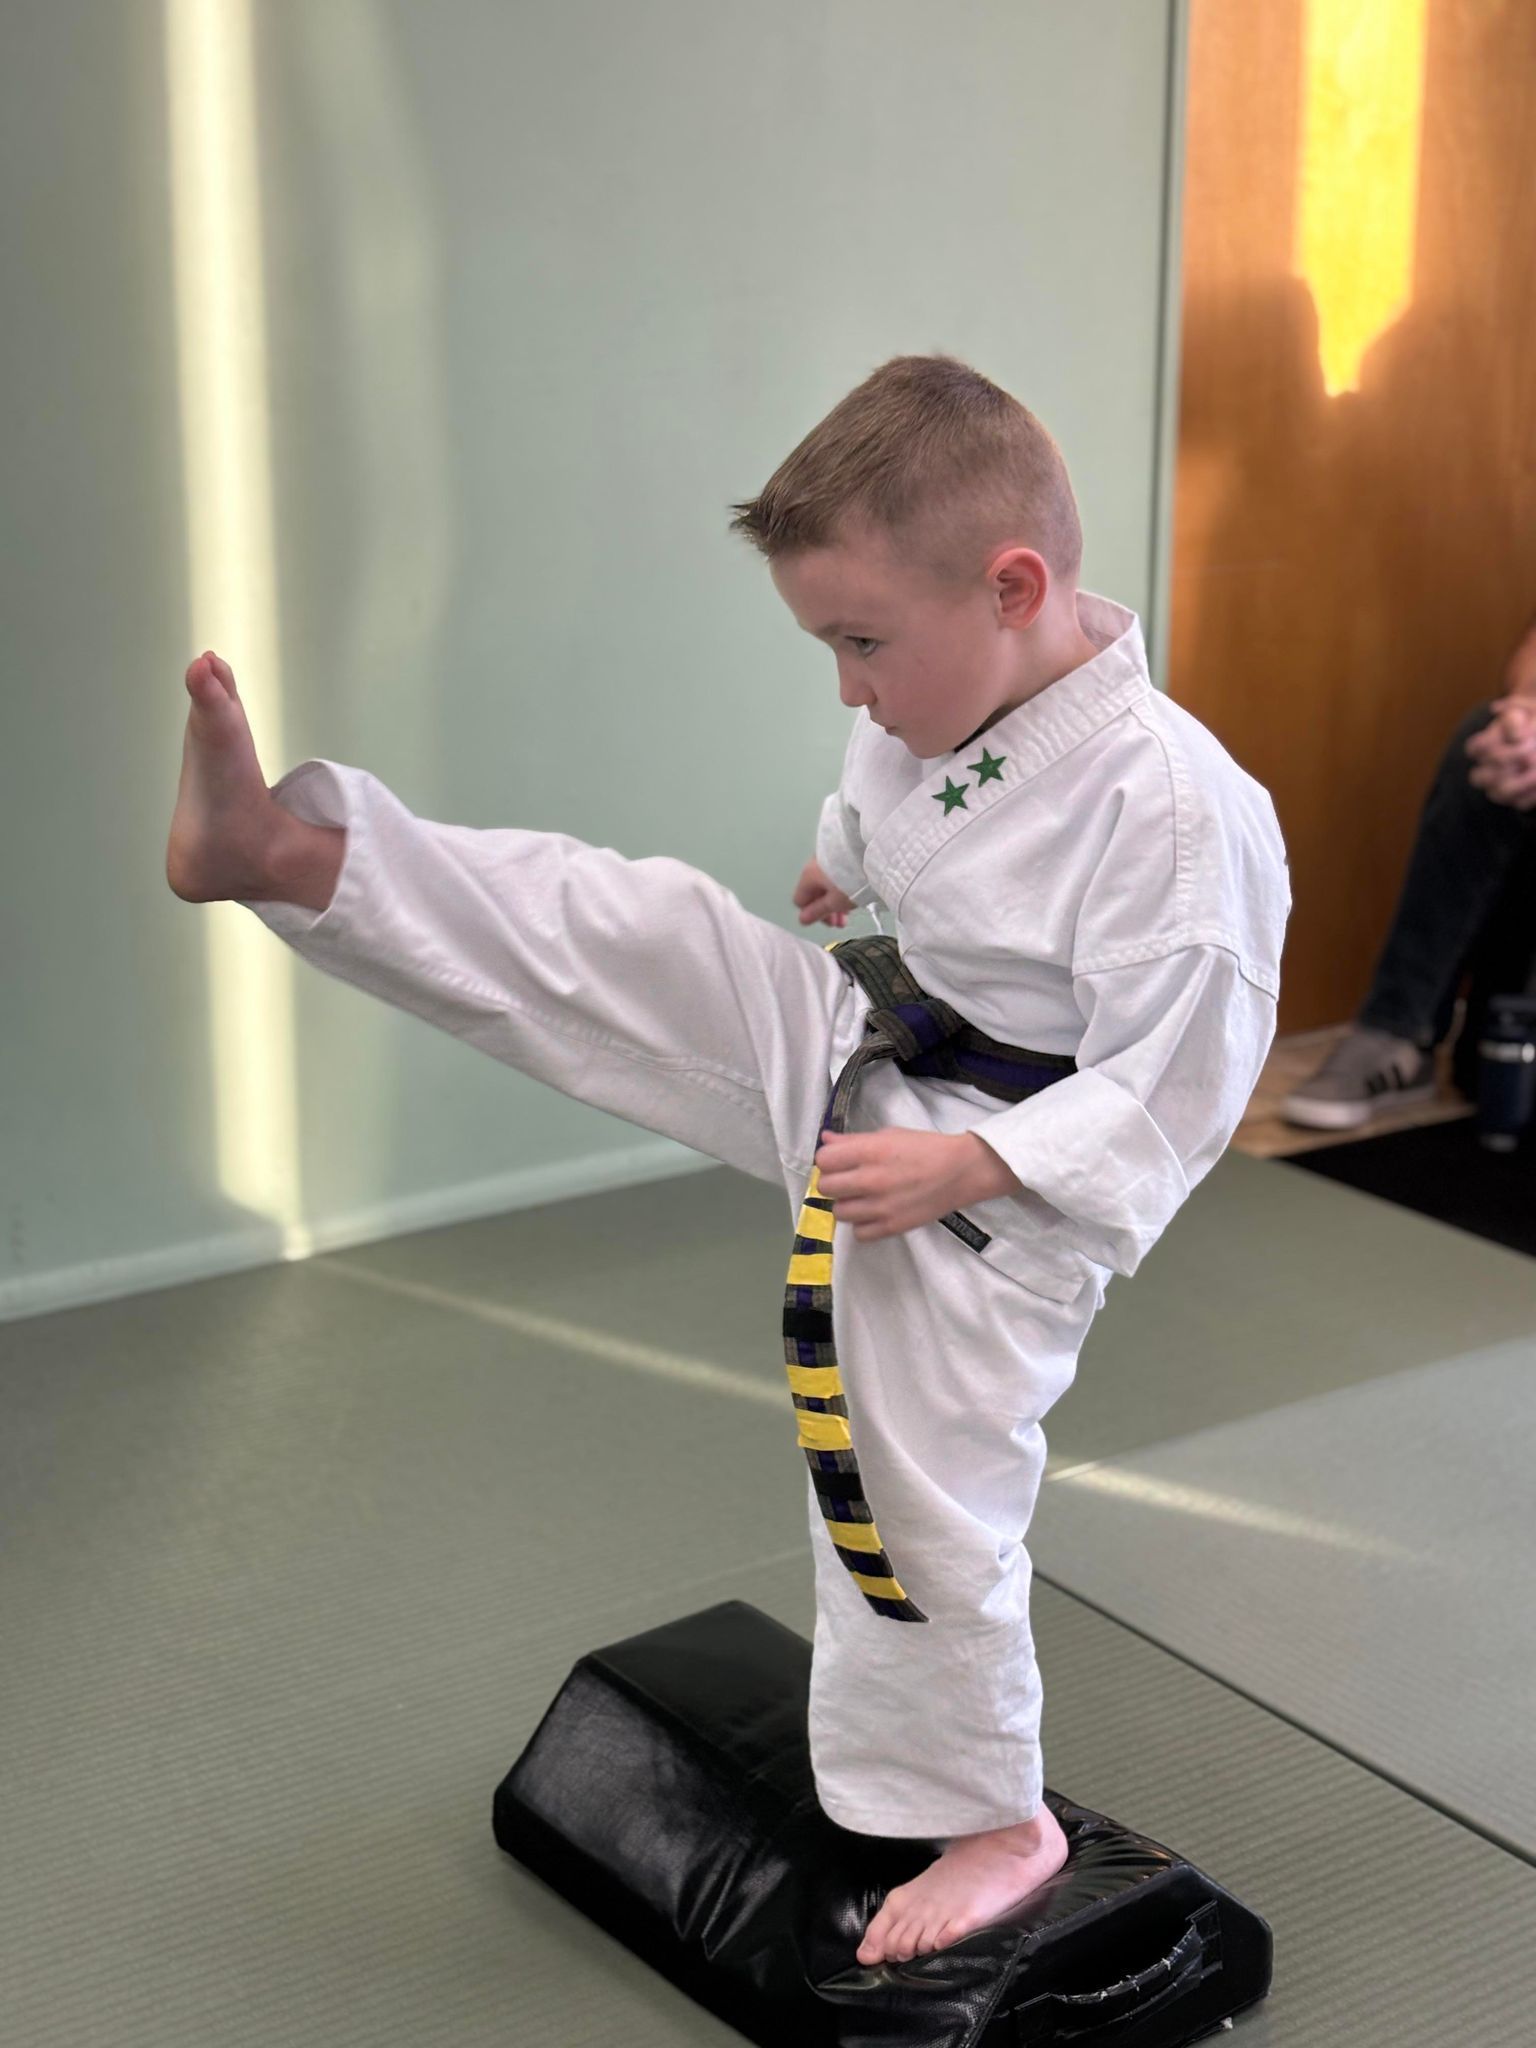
[814,593,1292,1294]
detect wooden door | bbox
[1169,0,1536,1030]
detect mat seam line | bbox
[1036,1570,1536,1872]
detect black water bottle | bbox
[1476,993,1536,1151]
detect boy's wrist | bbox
[955,1131,1023,1203]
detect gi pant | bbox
[243,760,1105,1839]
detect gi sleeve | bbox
[814,718,878,906]
[967,941,1278,1278]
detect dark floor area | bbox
[1285,1114,1536,1260]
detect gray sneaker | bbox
[1281,1026,1437,1131]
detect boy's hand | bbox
[1466,699,1536,809]
[813,1127,1021,1241]
[794,858,856,928]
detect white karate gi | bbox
[240,591,1289,1839]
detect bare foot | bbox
[166,651,285,902]
[856,1804,1069,1966]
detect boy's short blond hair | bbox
[728,353,1082,588]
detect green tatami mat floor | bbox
[4,1151,1534,2044]
[1035,1334,1536,1858]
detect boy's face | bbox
[769,529,1023,760]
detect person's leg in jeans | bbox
[1284,703,1536,1128]
[1359,703,1536,1047]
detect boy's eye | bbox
[846,637,879,658]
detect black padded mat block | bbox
[492,1601,1272,2047]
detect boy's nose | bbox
[838,673,874,710]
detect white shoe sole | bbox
[1280,1080,1438,1131]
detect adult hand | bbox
[813,1127,1021,1240]
[1466,698,1536,809]
[793,858,856,927]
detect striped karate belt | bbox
[784,933,1077,1623]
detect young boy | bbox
[166,354,1290,1969]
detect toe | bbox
[856,1915,890,1966]
[857,1885,909,1964]
[867,1915,900,1964]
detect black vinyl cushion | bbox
[492,1601,1272,2047]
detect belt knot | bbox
[864,997,964,1062]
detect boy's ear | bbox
[988,546,1050,631]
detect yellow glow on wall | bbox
[166,0,310,1253]
[1295,0,1428,395]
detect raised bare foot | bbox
[856,1803,1069,1966]
[166,651,283,903]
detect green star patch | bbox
[933,777,970,815]
[967,748,1007,785]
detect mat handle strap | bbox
[1005,1902,1220,2040]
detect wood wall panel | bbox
[1169,0,1536,1031]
